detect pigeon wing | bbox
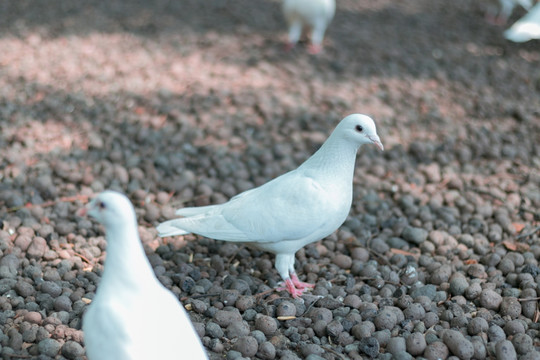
[162,171,339,243]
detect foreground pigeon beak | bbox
[77,200,94,217]
[369,135,384,151]
[77,206,88,217]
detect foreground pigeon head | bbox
[80,190,136,229]
[337,114,384,151]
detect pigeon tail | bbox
[156,220,190,237]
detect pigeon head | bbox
[338,114,384,151]
[79,190,136,228]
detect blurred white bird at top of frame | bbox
[486,0,534,25]
[504,2,540,41]
[282,0,336,54]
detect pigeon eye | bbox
[98,201,106,210]
[355,125,363,132]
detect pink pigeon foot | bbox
[291,273,315,290]
[285,42,295,52]
[307,44,322,54]
[277,278,308,298]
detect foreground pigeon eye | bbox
[355,125,363,132]
[98,201,106,210]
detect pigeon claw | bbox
[277,279,309,298]
[290,273,315,290]
[307,44,322,55]
[277,275,314,298]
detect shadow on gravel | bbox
[2,0,537,82]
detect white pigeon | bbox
[504,2,540,41]
[282,0,336,54]
[80,191,208,360]
[157,114,383,298]
[486,0,533,25]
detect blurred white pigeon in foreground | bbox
[157,114,383,298]
[282,0,336,54]
[80,191,208,360]
[504,2,540,41]
[486,0,533,25]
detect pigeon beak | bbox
[77,199,94,217]
[76,206,88,217]
[369,135,384,151]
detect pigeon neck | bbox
[302,135,359,175]
[101,221,157,286]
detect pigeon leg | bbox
[286,21,302,51]
[275,253,310,298]
[308,21,326,54]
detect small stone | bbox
[308,307,332,324]
[495,340,517,360]
[465,282,482,300]
[402,226,428,245]
[343,294,362,309]
[406,332,426,356]
[512,333,533,355]
[374,308,397,330]
[190,299,207,314]
[61,341,85,359]
[143,203,161,222]
[15,281,35,297]
[467,317,488,335]
[479,289,502,310]
[332,254,352,269]
[410,284,437,300]
[220,289,240,306]
[471,336,487,360]
[214,309,242,327]
[500,297,521,319]
[326,320,344,338]
[205,322,224,338]
[235,295,255,312]
[54,295,73,312]
[359,337,379,358]
[8,328,23,350]
[276,301,296,317]
[232,336,258,358]
[449,273,468,296]
[299,342,324,357]
[38,338,62,357]
[27,237,48,259]
[255,315,278,336]
[424,341,449,360]
[226,320,251,338]
[257,341,276,359]
[488,325,506,342]
[24,311,43,324]
[504,319,525,335]
[41,281,63,297]
[403,303,425,320]
[430,264,452,285]
[387,337,406,355]
[443,329,474,360]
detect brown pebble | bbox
[255,314,278,336]
[232,336,259,357]
[24,311,43,325]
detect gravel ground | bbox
[1,0,540,359]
